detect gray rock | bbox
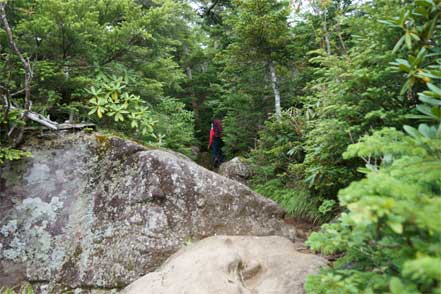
[0,132,296,292]
[122,235,327,294]
[219,157,252,184]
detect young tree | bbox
[225,0,292,118]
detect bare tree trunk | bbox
[0,86,12,141]
[336,23,347,55]
[184,46,201,136]
[322,13,332,55]
[186,65,200,128]
[185,66,193,80]
[1,2,33,146]
[269,61,282,119]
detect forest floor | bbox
[196,152,331,259]
[284,217,319,253]
[285,217,341,262]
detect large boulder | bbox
[122,235,327,294]
[0,132,296,292]
[219,157,252,184]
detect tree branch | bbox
[205,0,221,16]
[1,2,34,146]
[0,2,33,111]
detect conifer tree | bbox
[225,0,292,118]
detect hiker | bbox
[208,118,223,168]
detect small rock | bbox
[219,157,252,184]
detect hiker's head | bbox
[212,118,222,132]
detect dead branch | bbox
[0,2,33,111]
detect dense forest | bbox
[1,0,440,293]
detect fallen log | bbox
[8,104,95,131]
[24,109,58,130]
[57,122,96,130]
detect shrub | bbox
[86,75,196,156]
[86,74,157,141]
[306,127,441,293]
[254,178,322,223]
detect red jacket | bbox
[208,119,223,149]
[208,127,215,148]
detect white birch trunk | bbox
[185,66,193,80]
[269,61,282,119]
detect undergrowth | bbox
[253,179,324,223]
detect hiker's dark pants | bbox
[211,137,223,167]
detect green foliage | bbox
[305,270,390,294]
[318,199,337,215]
[226,0,292,63]
[306,127,441,293]
[1,5,440,294]
[211,0,297,156]
[254,179,322,222]
[221,93,263,157]
[86,74,157,140]
[299,6,407,197]
[0,147,31,165]
[305,2,441,293]
[1,0,194,126]
[0,106,30,165]
[0,107,23,127]
[0,284,34,294]
[238,0,410,211]
[302,118,358,197]
[241,0,410,220]
[85,74,196,153]
[154,97,196,157]
[248,109,304,181]
[385,0,441,120]
[248,110,328,222]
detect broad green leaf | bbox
[415,0,435,8]
[419,94,441,106]
[431,106,441,119]
[405,33,412,49]
[427,83,441,96]
[418,123,435,138]
[403,125,421,138]
[415,47,427,65]
[416,104,438,118]
[387,220,403,233]
[410,33,420,42]
[378,19,401,28]
[392,36,405,53]
[400,78,414,95]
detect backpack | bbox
[213,119,222,137]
